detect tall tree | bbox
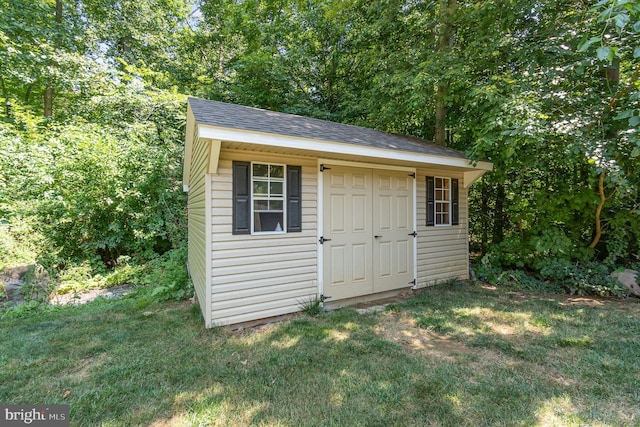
[434,0,456,145]
[44,0,62,118]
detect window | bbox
[232,161,302,235]
[426,176,459,226]
[252,163,285,233]
[435,177,450,225]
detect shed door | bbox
[322,166,414,301]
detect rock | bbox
[2,264,32,280]
[0,264,51,304]
[611,269,640,297]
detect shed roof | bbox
[184,98,492,191]
[188,97,466,159]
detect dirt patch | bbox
[50,284,135,305]
[375,310,578,388]
[375,311,480,362]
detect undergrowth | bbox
[474,260,629,297]
[1,247,192,318]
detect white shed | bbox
[183,97,492,327]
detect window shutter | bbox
[287,165,302,232]
[452,178,459,226]
[232,161,250,234]
[426,176,435,226]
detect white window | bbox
[435,177,450,225]
[251,163,286,233]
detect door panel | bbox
[323,166,414,300]
[323,167,373,300]
[373,170,414,293]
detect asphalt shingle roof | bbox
[188,97,467,159]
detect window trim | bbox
[434,176,451,226]
[426,175,459,227]
[250,162,287,235]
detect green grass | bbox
[1,282,639,426]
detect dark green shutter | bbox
[452,178,459,226]
[287,165,302,232]
[426,176,435,226]
[232,161,250,234]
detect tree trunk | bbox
[434,0,456,146]
[480,182,489,255]
[44,0,62,118]
[589,170,605,249]
[435,85,447,145]
[0,75,9,117]
[44,86,54,117]
[24,83,33,104]
[587,59,620,247]
[492,183,505,245]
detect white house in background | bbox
[183,97,492,327]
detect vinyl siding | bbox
[416,168,469,286]
[209,151,318,326]
[187,132,210,323]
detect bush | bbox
[538,260,628,297]
[474,258,627,297]
[142,247,192,302]
[55,262,106,295]
[0,96,187,273]
[474,263,562,293]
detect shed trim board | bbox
[204,167,212,328]
[197,124,493,180]
[184,98,492,327]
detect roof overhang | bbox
[183,107,492,190]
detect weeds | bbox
[297,295,322,316]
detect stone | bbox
[2,264,32,280]
[611,269,640,297]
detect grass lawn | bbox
[1,281,639,426]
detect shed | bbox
[183,97,492,327]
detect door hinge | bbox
[408,278,417,287]
[320,164,331,172]
[319,236,332,244]
[408,172,416,178]
[320,294,332,302]
[408,231,417,237]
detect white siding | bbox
[187,133,210,324]
[209,151,318,326]
[416,168,469,286]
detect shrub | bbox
[474,263,562,293]
[55,262,106,295]
[538,260,627,297]
[143,247,192,302]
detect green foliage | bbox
[104,257,146,287]
[56,262,103,295]
[19,264,53,303]
[2,0,640,307]
[474,263,563,294]
[0,91,187,270]
[538,259,628,297]
[475,259,628,297]
[1,300,48,319]
[298,295,322,316]
[140,247,192,302]
[0,219,39,270]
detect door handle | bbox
[374,235,382,238]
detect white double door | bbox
[322,166,415,301]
